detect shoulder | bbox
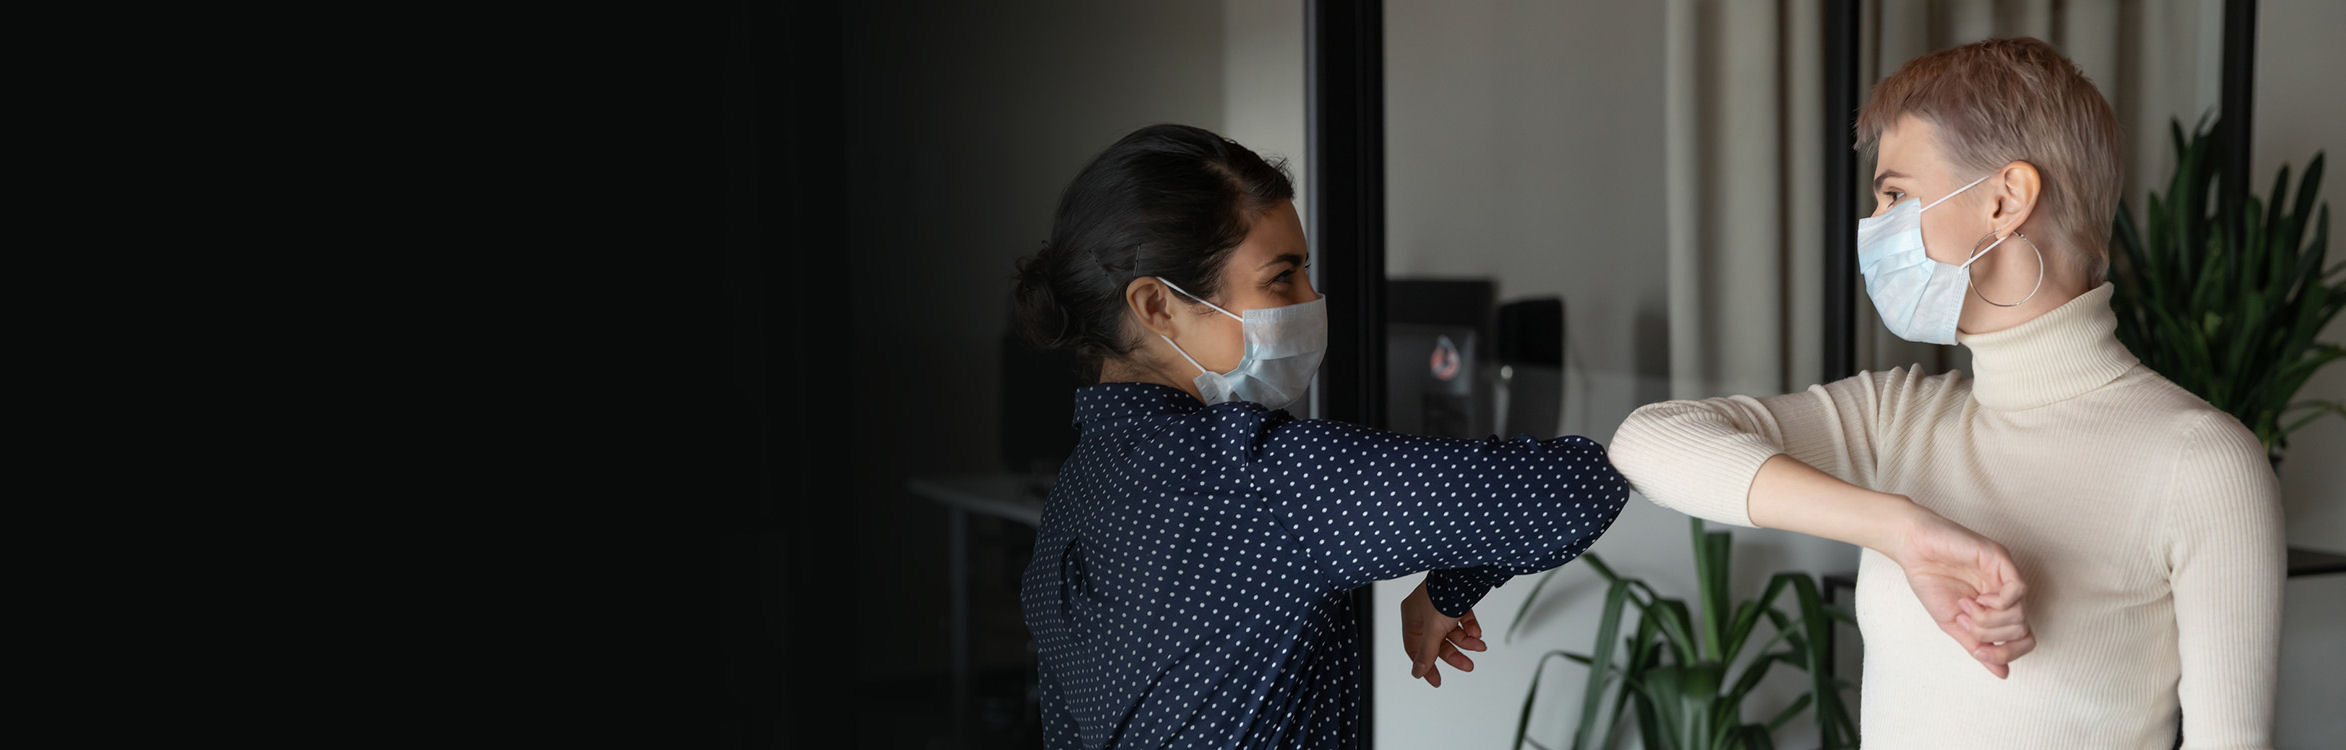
[2119,366,2246,420]
[1822,363,1972,402]
[1241,408,1394,463]
[2155,409,2283,565]
[2089,367,2275,456]
[1138,400,1316,468]
[2170,409,2273,477]
[2151,408,2280,546]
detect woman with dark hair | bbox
[1013,123,1630,748]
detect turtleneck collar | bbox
[1955,282,2140,411]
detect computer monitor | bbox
[1385,279,1495,439]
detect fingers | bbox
[1957,599,2028,642]
[1438,640,1476,673]
[1980,569,2027,610]
[1460,610,1483,640]
[1406,628,1439,679]
[1955,611,2029,645]
[1409,622,1487,687]
[1958,597,2023,627]
[1934,617,1984,656]
[1451,622,1489,653]
[1950,595,2035,680]
[1972,635,2037,679]
[1411,638,1449,687]
[1409,638,1437,679]
[1961,548,2032,674]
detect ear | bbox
[1125,277,1180,340]
[1987,160,2043,238]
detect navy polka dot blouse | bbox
[1021,382,1630,748]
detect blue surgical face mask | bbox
[1155,277,1327,412]
[1855,173,2038,345]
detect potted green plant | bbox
[1507,519,1858,750]
[2110,116,2341,464]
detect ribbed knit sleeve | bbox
[2164,413,2285,750]
[1610,366,1947,528]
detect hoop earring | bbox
[1966,231,2044,308]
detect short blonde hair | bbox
[1856,37,2121,284]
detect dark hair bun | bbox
[1013,243,1075,351]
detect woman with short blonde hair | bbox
[1612,37,2281,748]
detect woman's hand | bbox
[1399,580,1486,687]
[1742,456,2034,679]
[1887,508,2034,679]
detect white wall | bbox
[1221,0,1309,236]
[2252,2,2346,746]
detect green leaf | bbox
[1645,666,1687,750]
[1690,518,1731,661]
[1704,530,1733,660]
[1632,688,1665,750]
[2280,401,2346,436]
[1517,650,1581,750]
[1678,663,1723,750]
[1572,579,1634,750]
[1726,575,1797,659]
[1510,567,1566,644]
[1787,575,1846,748]
[1722,652,1785,711]
[1517,524,1879,749]
[1649,596,1702,664]
[2112,119,2340,464]
[1582,553,1621,583]
[1765,693,1814,733]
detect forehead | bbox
[1874,115,1945,174]
[1227,201,1307,261]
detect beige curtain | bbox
[1667,0,2220,396]
[1665,0,1829,399]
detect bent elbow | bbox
[1609,401,1679,489]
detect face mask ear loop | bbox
[1155,277,1243,321]
[1153,277,1245,377]
[1921,172,1997,212]
[1960,231,2045,308]
[1158,334,1212,376]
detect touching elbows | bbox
[1606,400,1767,528]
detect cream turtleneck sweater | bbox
[1609,283,2284,749]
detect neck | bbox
[1955,237,2094,336]
[1956,282,2138,410]
[1955,279,2088,335]
[1099,355,1204,403]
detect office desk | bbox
[907,473,1049,740]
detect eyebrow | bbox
[1872,170,1909,192]
[1258,253,1305,271]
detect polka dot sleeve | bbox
[1247,414,1630,616]
[1024,383,1631,747]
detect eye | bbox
[1885,189,1907,202]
